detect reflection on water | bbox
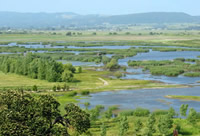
[78,86,200,112]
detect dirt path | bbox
[98,78,109,86]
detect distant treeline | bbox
[0,53,76,82]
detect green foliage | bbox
[104,106,118,119]
[134,119,143,135]
[63,63,76,73]
[180,104,188,117]
[78,66,82,73]
[128,60,192,77]
[119,110,134,116]
[152,109,169,116]
[81,90,90,95]
[114,71,123,79]
[184,72,200,77]
[90,105,104,121]
[168,107,176,118]
[187,108,198,125]
[66,32,72,36]
[66,91,77,97]
[64,103,90,134]
[61,70,74,82]
[106,59,120,71]
[133,108,150,117]
[84,102,90,110]
[32,85,38,91]
[157,114,173,136]
[62,83,69,91]
[52,85,57,92]
[102,56,111,65]
[119,116,129,136]
[56,85,61,91]
[0,90,60,136]
[100,123,107,136]
[0,53,76,82]
[146,114,156,136]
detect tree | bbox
[157,114,173,136]
[0,91,90,136]
[119,116,129,136]
[90,105,104,121]
[168,107,176,118]
[187,108,197,125]
[106,59,120,71]
[63,63,76,73]
[102,56,111,65]
[114,71,123,79]
[56,85,61,91]
[0,90,60,136]
[62,83,69,91]
[38,59,46,80]
[32,85,38,91]
[28,59,38,79]
[78,66,82,73]
[64,103,90,134]
[52,85,57,91]
[66,32,72,36]
[146,114,156,136]
[180,104,188,117]
[62,70,74,82]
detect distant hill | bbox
[0,12,200,28]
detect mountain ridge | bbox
[0,11,199,28]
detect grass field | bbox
[0,68,180,92]
[0,31,200,47]
[166,95,200,101]
[89,117,200,136]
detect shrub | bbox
[81,90,90,96]
[133,108,150,117]
[67,91,77,97]
[32,85,38,91]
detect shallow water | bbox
[123,68,200,85]
[119,50,200,66]
[78,86,200,112]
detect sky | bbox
[0,0,200,15]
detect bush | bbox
[32,85,38,91]
[152,110,169,116]
[81,90,90,96]
[67,91,77,97]
[120,110,134,116]
[133,108,150,117]
[114,71,123,79]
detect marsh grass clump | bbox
[184,72,200,77]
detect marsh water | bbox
[122,68,200,85]
[118,50,200,66]
[78,86,200,112]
